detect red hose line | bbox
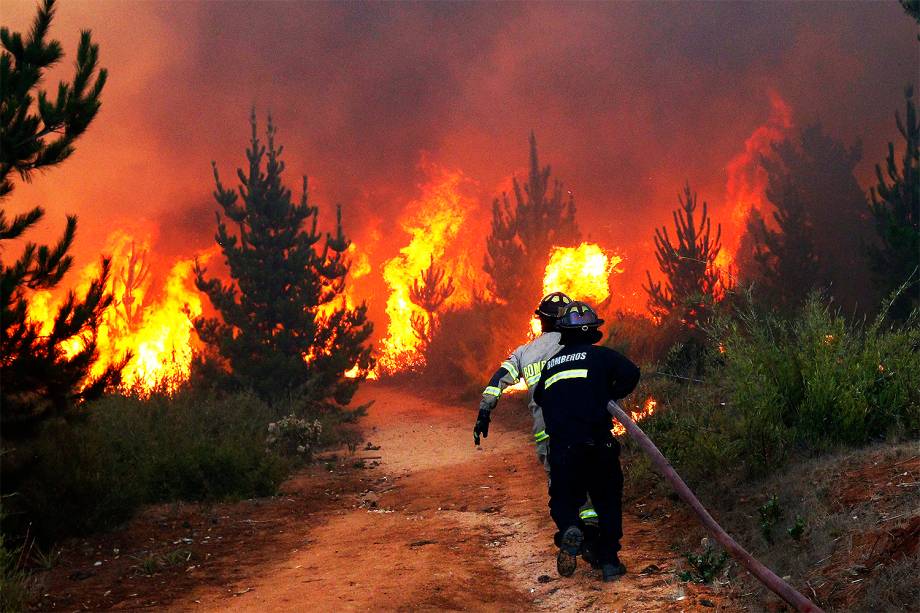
[607,401,824,613]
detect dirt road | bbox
[170,384,733,612]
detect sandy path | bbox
[175,383,736,612]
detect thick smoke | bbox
[4,0,916,328]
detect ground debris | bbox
[408,539,437,548]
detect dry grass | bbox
[648,442,919,612]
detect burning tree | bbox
[867,87,919,320]
[644,184,726,328]
[484,132,580,310]
[194,112,373,406]
[115,240,150,330]
[409,255,455,351]
[1,0,122,437]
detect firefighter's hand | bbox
[473,409,491,446]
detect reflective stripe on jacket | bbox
[479,331,561,443]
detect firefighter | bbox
[473,292,602,566]
[533,301,640,582]
[472,291,572,470]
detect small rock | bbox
[639,564,661,575]
[700,598,716,607]
[537,574,552,583]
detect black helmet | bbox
[535,291,573,318]
[556,301,604,330]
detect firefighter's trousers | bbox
[548,437,623,565]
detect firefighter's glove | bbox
[473,409,491,446]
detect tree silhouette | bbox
[747,124,870,312]
[194,111,373,406]
[484,133,579,310]
[0,0,107,197]
[901,0,919,38]
[645,184,726,327]
[115,240,150,330]
[748,180,821,312]
[1,0,121,438]
[409,255,455,350]
[868,87,919,319]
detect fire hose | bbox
[607,400,824,613]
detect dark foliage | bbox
[0,0,108,198]
[1,390,289,545]
[902,0,920,38]
[0,0,121,439]
[644,184,727,328]
[746,124,872,313]
[867,87,919,320]
[194,111,373,405]
[423,295,510,395]
[409,255,454,351]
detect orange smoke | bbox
[375,163,477,374]
[612,396,657,436]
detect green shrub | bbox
[0,511,30,612]
[622,292,919,493]
[758,495,783,544]
[720,294,919,469]
[266,415,323,460]
[3,390,290,544]
[787,515,806,542]
[677,541,728,584]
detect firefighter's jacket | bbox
[479,331,561,448]
[534,342,640,445]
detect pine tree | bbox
[409,255,455,351]
[644,184,726,328]
[901,0,919,38]
[194,111,373,406]
[116,240,150,330]
[484,133,580,310]
[748,124,871,312]
[867,87,919,320]
[748,178,822,312]
[1,0,121,438]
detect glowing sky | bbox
[4,0,917,323]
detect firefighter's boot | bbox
[601,558,627,582]
[556,525,584,577]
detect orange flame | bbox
[314,241,378,379]
[542,242,623,305]
[27,231,205,394]
[716,92,793,272]
[506,242,626,391]
[612,396,657,436]
[375,163,476,374]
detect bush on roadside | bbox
[266,415,323,460]
[0,514,30,613]
[2,389,290,544]
[623,292,919,491]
